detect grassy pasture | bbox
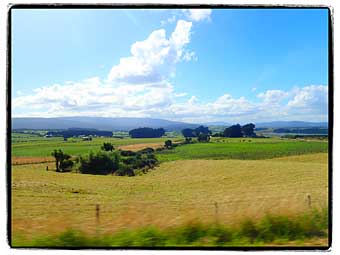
[157,139,328,161]
[11,154,328,245]
[11,135,183,157]
[11,135,328,161]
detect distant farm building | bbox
[82,136,92,141]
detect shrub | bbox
[78,151,120,175]
[164,140,172,149]
[115,164,135,176]
[120,150,137,157]
[239,219,258,243]
[138,147,155,154]
[59,159,74,172]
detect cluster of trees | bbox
[181,126,211,142]
[78,151,120,175]
[129,127,165,138]
[51,142,158,176]
[182,126,210,137]
[213,123,256,138]
[47,128,113,138]
[51,149,74,172]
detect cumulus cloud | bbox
[13,81,329,122]
[108,20,193,84]
[287,85,328,114]
[13,77,175,117]
[183,9,212,22]
[257,89,289,104]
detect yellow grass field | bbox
[11,153,328,243]
[117,142,164,151]
[11,156,55,165]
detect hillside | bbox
[12,117,198,132]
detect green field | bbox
[10,133,329,247]
[12,134,328,161]
[11,135,182,157]
[157,139,328,161]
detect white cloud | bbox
[287,85,328,114]
[257,89,289,104]
[13,83,329,123]
[108,20,193,84]
[183,9,212,22]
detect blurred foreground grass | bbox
[12,207,328,247]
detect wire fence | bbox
[12,195,327,226]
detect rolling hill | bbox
[11,117,199,132]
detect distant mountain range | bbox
[11,117,199,132]
[12,117,328,131]
[255,121,328,128]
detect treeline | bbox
[129,127,165,138]
[220,123,256,138]
[47,128,113,138]
[181,123,257,138]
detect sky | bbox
[11,8,329,123]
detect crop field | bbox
[10,134,329,246]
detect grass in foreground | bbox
[12,155,328,240]
[12,208,328,247]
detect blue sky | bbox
[12,8,329,123]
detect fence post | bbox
[307,194,311,209]
[96,204,100,225]
[214,201,219,224]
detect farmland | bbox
[10,132,329,247]
[11,133,181,157]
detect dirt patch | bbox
[12,156,55,165]
[118,143,164,151]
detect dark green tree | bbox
[101,142,115,151]
[51,149,72,172]
[164,140,173,149]
[223,124,242,138]
[193,126,211,136]
[241,123,256,137]
[197,133,210,142]
[181,128,196,138]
